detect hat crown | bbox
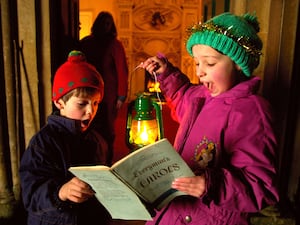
[242,13,260,32]
[210,12,262,50]
[186,12,263,77]
[67,50,87,62]
[52,50,104,101]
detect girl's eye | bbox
[207,63,215,67]
[195,61,215,67]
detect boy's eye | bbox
[77,101,87,106]
[93,101,100,107]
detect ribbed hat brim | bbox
[186,31,252,76]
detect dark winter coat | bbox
[20,114,111,225]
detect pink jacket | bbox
[146,64,279,225]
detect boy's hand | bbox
[59,177,95,203]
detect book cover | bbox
[69,138,194,220]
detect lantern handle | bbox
[125,100,136,149]
[152,100,164,140]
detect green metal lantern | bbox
[126,92,164,151]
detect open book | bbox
[69,138,194,220]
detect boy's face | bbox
[192,44,239,97]
[54,92,101,132]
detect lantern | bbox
[126,92,164,151]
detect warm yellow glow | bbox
[130,119,158,146]
[147,81,161,93]
[79,11,93,39]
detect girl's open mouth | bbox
[203,82,212,91]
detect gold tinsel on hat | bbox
[186,21,262,57]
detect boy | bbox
[20,51,111,225]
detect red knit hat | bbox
[52,50,104,101]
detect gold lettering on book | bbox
[133,156,171,177]
[139,163,180,188]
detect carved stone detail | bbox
[132,36,180,55]
[133,5,182,31]
[116,0,202,100]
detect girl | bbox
[141,12,279,225]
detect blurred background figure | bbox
[80,11,129,165]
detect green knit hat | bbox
[186,12,262,77]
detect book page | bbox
[111,138,195,209]
[69,166,152,220]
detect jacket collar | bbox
[48,113,83,135]
[207,76,261,100]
